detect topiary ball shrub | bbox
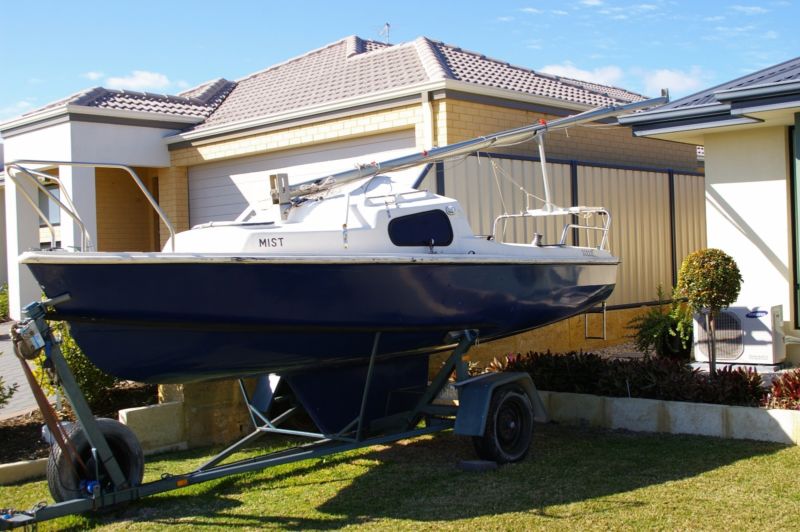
[676,248,742,313]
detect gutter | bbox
[714,79,800,102]
[618,102,729,125]
[165,79,596,146]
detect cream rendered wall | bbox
[703,126,798,362]
[3,122,72,318]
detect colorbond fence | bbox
[418,153,706,308]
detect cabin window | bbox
[388,210,453,247]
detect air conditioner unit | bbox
[693,305,786,365]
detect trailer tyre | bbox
[472,386,533,464]
[47,418,144,503]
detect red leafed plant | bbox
[767,369,800,410]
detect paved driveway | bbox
[0,321,39,420]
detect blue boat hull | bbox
[25,260,615,383]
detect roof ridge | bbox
[554,75,645,102]
[345,35,363,57]
[181,78,236,105]
[70,87,110,106]
[413,37,452,81]
[235,36,353,83]
[431,38,628,102]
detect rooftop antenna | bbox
[379,22,391,44]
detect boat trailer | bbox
[1,296,548,529]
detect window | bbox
[388,210,453,247]
[37,185,61,228]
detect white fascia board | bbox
[0,105,69,133]
[730,100,800,116]
[65,105,204,125]
[166,79,593,146]
[0,104,203,137]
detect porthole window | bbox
[388,210,454,247]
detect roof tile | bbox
[14,35,646,133]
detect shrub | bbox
[489,351,765,407]
[0,284,9,322]
[699,366,765,407]
[33,321,119,409]
[497,351,607,394]
[628,287,693,359]
[596,357,702,401]
[767,369,800,410]
[0,373,18,410]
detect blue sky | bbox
[0,0,797,123]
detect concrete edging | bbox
[538,390,800,444]
[0,458,47,486]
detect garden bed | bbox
[0,381,156,464]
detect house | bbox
[1,35,700,353]
[620,56,800,365]
[0,35,709,446]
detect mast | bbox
[286,93,668,199]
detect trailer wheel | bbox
[472,386,533,464]
[47,418,144,503]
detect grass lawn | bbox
[2,422,800,530]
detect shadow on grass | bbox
[81,422,787,529]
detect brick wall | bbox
[95,167,158,252]
[170,105,423,167]
[156,166,189,248]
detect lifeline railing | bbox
[5,161,176,251]
[491,206,612,250]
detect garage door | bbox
[188,130,417,226]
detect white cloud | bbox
[106,70,172,91]
[0,99,36,121]
[83,71,104,81]
[552,9,569,15]
[704,15,725,21]
[497,16,515,22]
[764,30,779,39]
[730,5,768,14]
[520,7,542,13]
[714,24,755,33]
[641,66,707,97]
[540,61,624,86]
[581,0,603,5]
[635,3,658,10]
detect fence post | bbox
[668,169,678,288]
